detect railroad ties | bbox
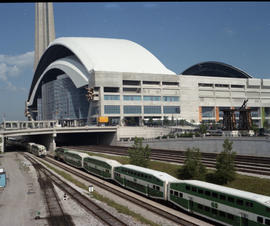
[25,155,74,226]
[25,154,127,226]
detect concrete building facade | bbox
[27,37,270,128]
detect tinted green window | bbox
[163,96,179,102]
[220,194,226,200]
[192,187,197,192]
[186,185,190,190]
[124,105,141,114]
[219,211,226,217]
[211,208,218,215]
[205,191,210,196]
[266,219,270,225]
[212,192,218,198]
[124,95,141,101]
[144,106,161,114]
[257,217,263,223]
[237,199,243,205]
[143,96,161,101]
[104,95,120,100]
[104,105,120,114]
[198,189,203,194]
[228,197,234,203]
[163,106,180,114]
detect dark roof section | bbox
[181,61,252,78]
[28,45,74,101]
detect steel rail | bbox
[25,154,127,226]
[44,156,203,226]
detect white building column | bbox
[0,135,4,153]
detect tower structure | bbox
[34,2,55,70]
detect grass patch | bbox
[60,150,270,196]
[41,159,160,226]
[41,160,88,190]
[92,191,160,226]
[227,174,270,196]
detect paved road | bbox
[0,152,47,226]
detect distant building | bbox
[27,37,270,127]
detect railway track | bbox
[61,145,270,176]
[25,154,128,226]
[24,154,74,226]
[43,155,210,226]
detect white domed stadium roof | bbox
[49,37,175,75]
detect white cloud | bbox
[0,51,34,92]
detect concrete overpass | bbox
[0,120,117,153]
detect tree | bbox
[163,116,169,126]
[199,123,207,135]
[214,139,236,184]
[128,137,151,167]
[178,147,206,180]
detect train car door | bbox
[240,213,248,226]
[188,197,194,213]
[146,185,149,197]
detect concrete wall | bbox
[115,136,270,157]
[116,126,172,141]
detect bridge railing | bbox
[1,120,59,130]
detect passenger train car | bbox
[54,148,270,226]
[169,180,270,226]
[27,142,47,157]
[63,150,89,168]
[114,164,178,200]
[83,155,121,180]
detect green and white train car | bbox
[114,164,178,200]
[63,150,89,169]
[54,147,68,161]
[168,180,270,226]
[83,155,122,180]
[28,142,47,157]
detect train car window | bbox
[192,187,197,192]
[180,193,183,198]
[205,206,210,212]
[257,216,263,223]
[220,194,226,200]
[198,204,203,209]
[198,189,203,194]
[186,185,190,190]
[174,191,179,196]
[266,207,270,212]
[170,190,173,195]
[228,197,234,203]
[219,211,226,217]
[266,219,270,225]
[227,213,234,220]
[205,191,211,196]
[212,192,218,198]
[156,186,160,191]
[237,199,243,205]
[211,208,218,215]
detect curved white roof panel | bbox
[48,37,176,75]
[119,164,178,182]
[181,180,270,205]
[28,56,89,106]
[85,155,122,168]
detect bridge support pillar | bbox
[43,133,57,153]
[0,135,4,153]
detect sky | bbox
[0,2,270,120]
